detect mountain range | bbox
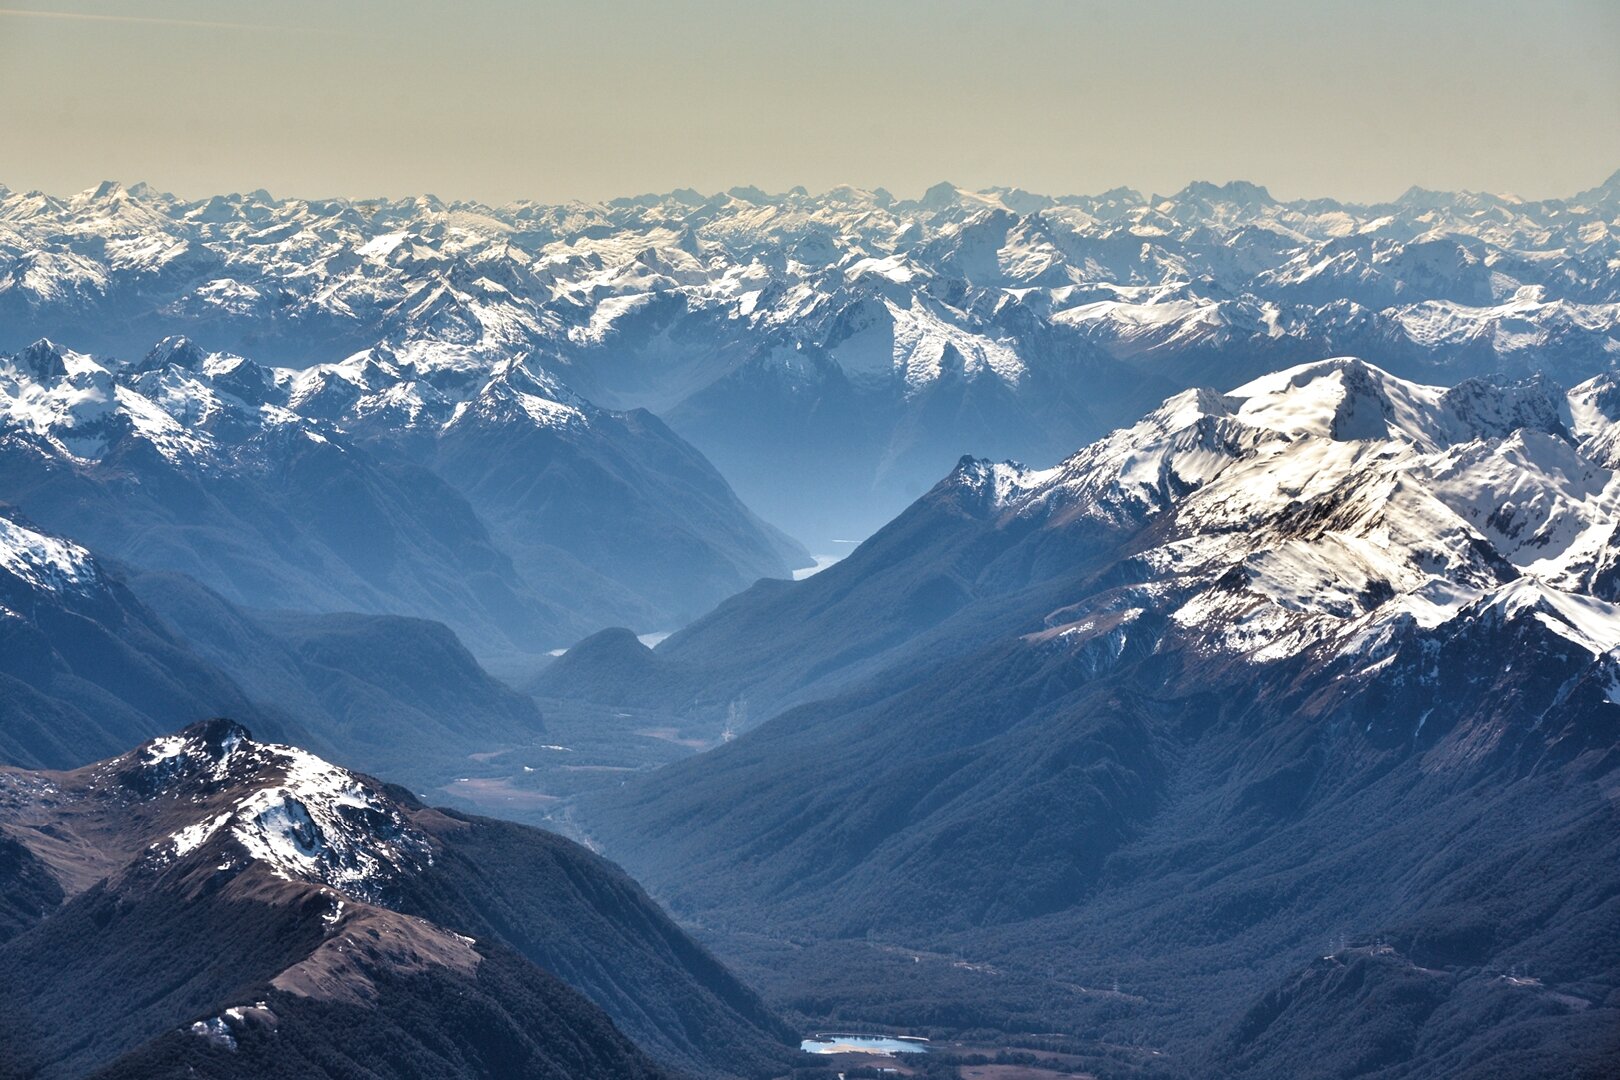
[4,172,1620,1079]
[561,358,1620,1078]
[4,175,1618,545]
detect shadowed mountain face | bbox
[118,567,553,788]
[0,339,806,671]
[0,722,797,1080]
[568,359,1620,1078]
[0,507,555,798]
[3,178,1618,544]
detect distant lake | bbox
[800,1033,928,1055]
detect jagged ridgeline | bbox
[2,177,1618,545]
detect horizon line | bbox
[8,169,1619,212]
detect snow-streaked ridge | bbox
[988,357,1620,665]
[0,513,99,596]
[0,336,597,472]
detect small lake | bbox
[800,1034,928,1055]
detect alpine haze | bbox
[2,47,1619,1072]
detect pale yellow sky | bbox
[1,0,1617,204]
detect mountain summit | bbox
[969,356,1620,666]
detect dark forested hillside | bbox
[0,510,558,798]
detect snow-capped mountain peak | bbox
[449,355,587,430]
[991,358,1620,666]
[0,337,227,463]
[119,720,432,899]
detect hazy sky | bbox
[2,0,1616,205]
